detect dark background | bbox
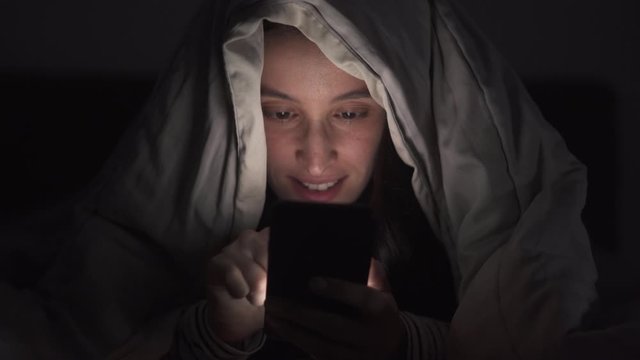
[1,0,638,314]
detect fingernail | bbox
[308,277,327,292]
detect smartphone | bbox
[266,201,375,311]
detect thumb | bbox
[367,258,391,292]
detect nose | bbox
[296,121,337,176]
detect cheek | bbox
[358,122,385,166]
[361,140,382,172]
[344,131,384,176]
[265,131,291,175]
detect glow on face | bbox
[261,28,386,203]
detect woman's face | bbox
[262,29,386,203]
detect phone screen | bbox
[266,201,375,309]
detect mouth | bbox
[289,177,345,202]
[300,180,339,191]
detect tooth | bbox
[302,181,338,191]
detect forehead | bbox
[263,28,330,68]
[262,28,367,97]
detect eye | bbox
[273,111,292,120]
[262,109,298,122]
[334,110,368,121]
[340,111,358,119]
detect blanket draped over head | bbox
[1,0,597,359]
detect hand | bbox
[265,259,406,360]
[206,228,269,343]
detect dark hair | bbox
[370,130,457,320]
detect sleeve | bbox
[399,311,449,360]
[165,301,265,360]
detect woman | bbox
[196,23,453,360]
[0,0,597,359]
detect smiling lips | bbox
[291,177,344,202]
[300,180,339,191]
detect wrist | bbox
[203,303,266,353]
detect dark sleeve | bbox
[399,311,449,360]
[166,301,265,360]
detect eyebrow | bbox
[333,89,373,102]
[261,86,373,103]
[261,87,296,101]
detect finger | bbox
[235,229,269,271]
[266,297,363,345]
[210,229,268,295]
[265,309,358,360]
[208,257,250,298]
[210,251,267,304]
[256,227,270,269]
[226,250,267,297]
[367,258,391,292]
[309,277,396,316]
